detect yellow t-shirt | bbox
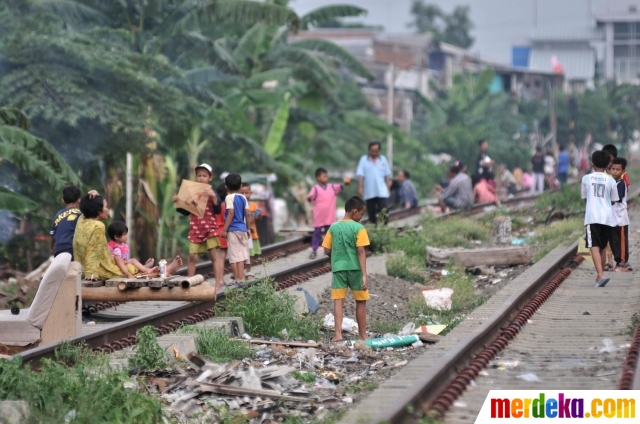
[247,202,259,240]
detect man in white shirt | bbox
[582,150,619,287]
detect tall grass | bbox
[218,279,322,340]
[0,344,163,423]
[531,217,583,261]
[182,326,253,363]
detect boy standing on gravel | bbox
[582,151,619,287]
[609,157,632,272]
[322,196,369,341]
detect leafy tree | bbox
[409,1,474,48]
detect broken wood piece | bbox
[81,279,105,287]
[187,352,210,368]
[240,339,319,348]
[417,333,442,343]
[426,245,532,268]
[197,383,309,402]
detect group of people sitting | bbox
[432,161,502,213]
[51,187,183,282]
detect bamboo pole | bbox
[82,282,217,302]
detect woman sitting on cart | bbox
[72,194,182,281]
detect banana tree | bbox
[0,107,81,213]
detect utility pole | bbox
[387,48,396,171]
[549,82,557,152]
[125,152,133,248]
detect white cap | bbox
[195,163,212,175]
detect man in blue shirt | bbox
[356,141,392,225]
[557,145,570,185]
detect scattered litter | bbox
[496,360,520,370]
[511,238,529,245]
[342,397,353,404]
[414,324,447,335]
[323,314,358,332]
[517,373,541,382]
[393,360,408,367]
[454,401,467,408]
[398,323,415,336]
[241,333,251,340]
[441,270,450,276]
[479,371,490,376]
[595,370,617,377]
[583,311,590,315]
[365,335,420,349]
[527,320,533,324]
[490,279,502,285]
[421,288,454,310]
[296,287,320,313]
[600,338,618,353]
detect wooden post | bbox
[491,216,512,244]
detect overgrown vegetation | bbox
[129,326,167,371]
[407,266,483,335]
[218,279,322,340]
[182,325,253,363]
[368,215,490,258]
[535,185,583,213]
[292,371,317,383]
[530,217,583,261]
[0,343,163,423]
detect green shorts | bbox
[331,270,369,301]
[189,237,220,255]
[249,238,261,256]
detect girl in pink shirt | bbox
[307,168,343,259]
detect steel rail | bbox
[376,241,580,423]
[17,192,540,365]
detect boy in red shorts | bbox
[322,196,369,341]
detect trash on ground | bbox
[323,313,358,332]
[599,338,618,353]
[414,324,447,335]
[517,373,541,382]
[496,360,520,370]
[364,335,420,349]
[421,288,454,310]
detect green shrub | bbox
[535,185,583,212]
[183,326,253,363]
[0,349,163,423]
[129,326,166,370]
[218,279,322,340]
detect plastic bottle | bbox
[159,259,167,278]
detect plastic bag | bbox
[398,323,415,336]
[600,338,618,353]
[323,313,358,331]
[421,288,454,310]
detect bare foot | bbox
[166,256,183,275]
[145,258,155,268]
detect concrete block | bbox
[0,401,29,423]
[157,334,197,358]
[192,317,245,337]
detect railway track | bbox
[338,188,640,424]
[17,192,541,365]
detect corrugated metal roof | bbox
[375,32,433,48]
[531,26,603,41]
[530,47,595,80]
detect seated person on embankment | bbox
[434,165,474,213]
[72,194,182,281]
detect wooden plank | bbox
[242,339,319,348]
[195,382,310,402]
[426,245,532,267]
[147,278,165,289]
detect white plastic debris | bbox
[281,328,288,338]
[241,333,251,340]
[323,313,358,331]
[454,401,468,408]
[517,373,541,382]
[421,288,454,310]
[600,338,618,353]
[398,323,416,336]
